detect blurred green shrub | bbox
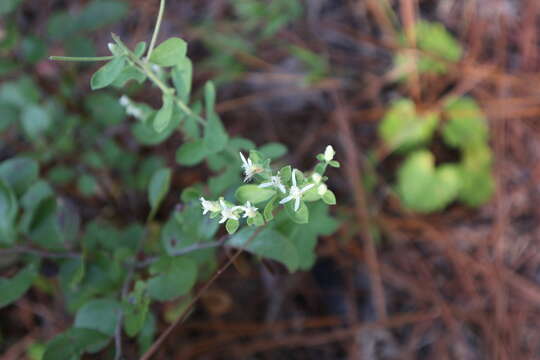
[379,21,494,212]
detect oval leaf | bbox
[148,167,172,216]
[176,140,207,166]
[90,56,126,90]
[149,37,187,67]
[203,113,228,154]
[147,256,197,301]
[0,263,38,308]
[153,94,174,133]
[227,228,299,272]
[235,185,275,204]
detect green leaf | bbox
[43,328,110,360]
[90,56,126,90]
[132,108,181,145]
[227,228,299,272]
[322,190,337,205]
[397,150,461,213]
[147,256,197,301]
[457,166,494,207]
[153,94,174,133]
[263,196,277,222]
[204,81,216,116]
[171,58,193,102]
[0,263,38,308]
[76,0,128,32]
[235,185,276,204]
[149,37,188,67]
[112,66,146,87]
[279,166,292,183]
[284,200,309,224]
[259,142,288,159]
[123,281,150,337]
[226,219,239,234]
[0,0,23,14]
[21,103,51,140]
[379,99,439,152]
[0,157,39,196]
[176,140,207,166]
[0,180,17,245]
[442,97,488,148]
[203,113,229,153]
[415,20,462,62]
[77,174,98,196]
[69,257,86,290]
[148,167,172,217]
[74,298,121,336]
[134,42,147,58]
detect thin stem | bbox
[140,226,266,360]
[146,0,166,62]
[112,34,207,126]
[49,55,115,62]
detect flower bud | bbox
[324,145,335,162]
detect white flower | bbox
[279,169,314,211]
[119,96,143,119]
[317,184,328,195]
[119,95,130,107]
[239,152,260,182]
[259,175,286,193]
[219,198,240,224]
[108,43,117,53]
[312,173,322,184]
[200,197,220,215]
[324,145,335,162]
[241,201,258,218]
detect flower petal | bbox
[300,183,314,194]
[259,182,272,188]
[279,195,293,204]
[294,198,300,212]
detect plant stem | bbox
[49,56,115,62]
[146,0,166,62]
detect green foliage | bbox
[378,99,439,152]
[397,150,461,213]
[43,328,110,360]
[228,227,299,272]
[378,19,494,213]
[148,167,172,218]
[149,38,187,67]
[0,1,339,359]
[394,20,462,79]
[147,257,197,301]
[0,263,38,308]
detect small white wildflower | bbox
[119,95,130,107]
[219,198,240,224]
[151,64,161,73]
[239,152,261,182]
[200,197,220,215]
[317,184,328,196]
[259,175,286,193]
[119,96,143,119]
[279,169,314,211]
[241,201,258,219]
[127,105,143,119]
[108,43,116,53]
[312,173,322,184]
[324,145,335,162]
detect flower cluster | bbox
[199,145,338,234]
